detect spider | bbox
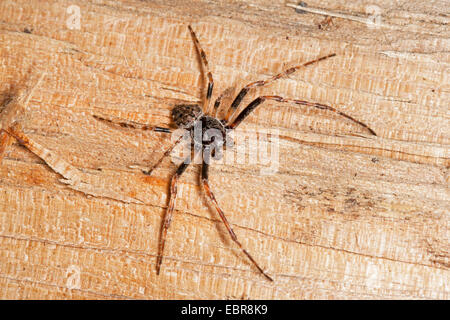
[95,25,376,281]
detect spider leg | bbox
[188,25,214,115]
[156,157,191,275]
[224,53,336,124]
[142,135,184,175]
[93,114,180,175]
[226,95,377,136]
[211,89,228,118]
[93,115,171,133]
[212,86,235,119]
[201,148,273,281]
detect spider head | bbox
[196,116,227,146]
[191,116,232,159]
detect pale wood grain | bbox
[0,0,448,299]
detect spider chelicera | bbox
[95,25,376,281]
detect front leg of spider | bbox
[227,95,377,136]
[223,53,336,123]
[222,54,377,136]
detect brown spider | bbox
[95,25,376,281]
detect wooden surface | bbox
[0,0,449,299]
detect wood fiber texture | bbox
[0,0,448,299]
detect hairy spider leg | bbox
[156,156,191,274]
[226,95,376,136]
[188,25,214,115]
[201,147,273,281]
[212,89,228,118]
[93,115,172,133]
[142,135,184,175]
[223,53,336,124]
[92,115,179,175]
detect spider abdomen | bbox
[172,104,203,129]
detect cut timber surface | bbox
[0,0,449,299]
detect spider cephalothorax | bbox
[172,104,229,152]
[94,25,376,282]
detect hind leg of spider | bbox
[226,95,376,136]
[156,156,191,275]
[141,135,184,175]
[201,148,273,281]
[223,53,336,123]
[188,25,214,114]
